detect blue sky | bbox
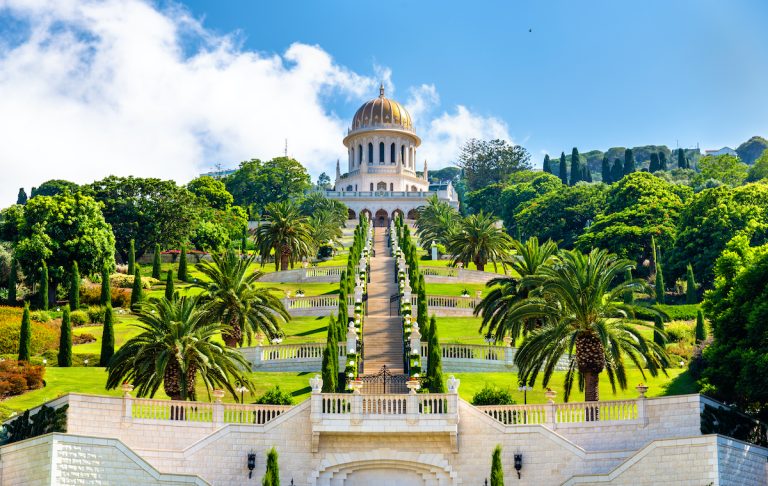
[180,0,768,156]
[0,0,766,203]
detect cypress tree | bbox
[100,304,115,366]
[659,151,668,171]
[131,265,143,308]
[18,302,31,361]
[100,265,111,306]
[241,228,248,253]
[262,447,280,486]
[585,164,593,183]
[7,257,17,305]
[426,315,445,392]
[623,148,635,175]
[69,261,80,311]
[677,148,687,169]
[569,148,580,186]
[695,309,706,342]
[322,316,339,393]
[655,243,665,304]
[686,264,697,304]
[127,239,136,275]
[152,244,162,279]
[417,274,429,335]
[611,158,624,183]
[623,269,634,304]
[601,156,611,183]
[16,188,27,205]
[58,307,72,367]
[558,152,568,184]
[178,246,188,282]
[653,314,665,347]
[490,444,504,486]
[165,270,175,301]
[39,261,49,310]
[649,153,660,173]
[542,154,551,174]
[30,186,36,198]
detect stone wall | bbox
[718,435,768,486]
[0,434,52,485]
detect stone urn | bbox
[545,388,557,403]
[212,389,225,403]
[406,378,421,394]
[310,374,323,393]
[350,379,364,394]
[636,383,649,398]
[121,383,134,398]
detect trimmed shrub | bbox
[58,307,72,367]
[255,386,294,405]
[178,246,188,282]
[70,310,88,326]
[81,284,130,308]
[0,360,45,397]
[653,315,665,346]
[99,304,115,366]
[695,309,707,342]
[18,304,31,361]
[72,333,96,345]
[664,321,694,343]
[109,274,158,289]
[490,444,504,486]
[130,266,143,308]
[0,306,58,356]
[165,270,174,301]
[262,447,279,486]
[686,264,698,304]
[69,262,80,310]
[99,266,110,306]
[127,239,135,275]
[29,311,51,323]
[152,244,161,280]
[86,306,116,325]
[472,384,516,406]
[39,261,48,310]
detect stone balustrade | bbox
[477,398,642,428]
[240,342,346,371]
[128,397,292,426]
[420,266,500,283]
[410,294,480,316]
[256,266,345,283]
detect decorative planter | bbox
[636,384,649,398]
[406,379,421,394]
[545,389,557,403]
[121,383,134,397]
[212,389,225,403]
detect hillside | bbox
[736,136,768,164]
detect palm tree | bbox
[507,248,669,402]
[415,194,460,246]
[476,237,559,342]
[106,296,253,401]
[194,250,288,348]
[308,209,344,249]
[446,212,513,271]
[255,201,315,271]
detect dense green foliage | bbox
[18,303,31,361]
[7,257,16,305]
[165,270,174,301]
[254,200,314,271]
[262,447,280,486]
[255,385,294,405]
[471,384,516,406]
[695,309,706,343]
[31,180,78,198]
[747,150,768,182]
[38,261,48,310]
[736,136,768,164]
[321,315,339,393]
[225,157,311,213]
[457,139,531,191]
[100,265,110,306]
[490,444,504,486]
[426,316,445,393]
[187,176,234,210]
[446,212,513,271]
[1,404,68,446]
[697,155,749,187]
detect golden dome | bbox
[350,85,413,133]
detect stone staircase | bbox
[361,230,404,375]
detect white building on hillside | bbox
[705,146,738,158]
[325,85,459,226]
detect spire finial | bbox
[379,83,385,97]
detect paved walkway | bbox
[361,229,404,375]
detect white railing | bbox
[285,295,340,310]
[476,404,548,425]
[258,343,346,361]
[305,266,344,278]
[320,394,352,414]
[424,295,480,310]
[440,343,505,361]
[478,398,642,427]
[420,267,459,277]
[316,393,455,417]
[362,395,408,415]
[323,191,432,199]
[130,398,292,426]
[222,404,292,425]
[131,398,214,423]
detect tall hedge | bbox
[695,309,706,342]
[39,261,48,310]
[686,264,697,304]
[165,269,175,301]
[127,238,135,275]
[7,257,16,305]
[426,315,445,393]
[130,265,143,308]
[100,265,111,306]
[18,303,31,362]
[100,304,115,366]
[178,247,188,282]
[58,307,72,367]
[262,447,280,486]
[490,444,504,486]
[69,261,80,311]
[152,244,162,280]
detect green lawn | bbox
[435,317,488,344]
[454,368,695,403]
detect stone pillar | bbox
[121,383,134,422]
[637,384,649,427]
[504,346,515,369]
[351,393,363,425]
[212,389,225,426]
[545,389,557,429]
[406,381,420,425]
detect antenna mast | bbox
[284,139,288,157]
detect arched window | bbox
[390,182,393,191]
[379,142,385,163]
[368,143,373,164]
[390,143,396,164]
[358,145,363,164]
[377,181,387,191]
[346,185,353,192]
[354,184,357,191]
[401,145,405,165]
[369,183,374,191]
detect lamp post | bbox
[518,382,533,405]
[236,384,248,404]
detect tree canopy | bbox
[187,176,234,210]
[30,180,78,198]
[696,154,749,187]
[225,157,311,212]
[457,139,531,192]
[85,176,199,260]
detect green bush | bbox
[70,310,88,326]
[255,385,294,405]
[80,284,131,308]
[655,304,699,321]
[471,384,516,406]
[86,306,115,324]
[29,311,51,323]
[0,311,59,356]
[665,321,694,343]
[72,333,96,345]
[109,274,158,289]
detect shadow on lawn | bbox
[661,369,698,396]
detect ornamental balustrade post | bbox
[121,383,134,422]
[309,374,323,424]
[504,346,515,369]
[446,375,460,415]
[636,384,649,427]
[545,389,557,429]
[212,389,225,426]
[351,392,363,425]
[406,379,420,425]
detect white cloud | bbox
[0,0,511,204]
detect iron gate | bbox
[359,365,408,394]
